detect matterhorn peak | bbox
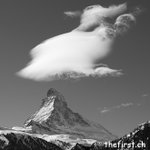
[24,88,115,141]
[24,88,68,127]
[40,88,67,111]
[47,88,62,96]
[47,88,66,101]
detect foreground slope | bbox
[0,121,149,150]
[0,129,62,150]
[79,121,150,150]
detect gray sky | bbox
[0,0,149,137]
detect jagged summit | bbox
[40,88,67,109]
[47,88,59,97]
[24,88,115,141]
[47,88,66,101]
[47,88,65,100]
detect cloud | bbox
[64,11,81,18]
[17,3,141,81]
[141,94,149,98]
[75,3,127,32]
[117,103,133,108]
[100,102,134,114]
[100,107,110,114]
[100,93,149,114]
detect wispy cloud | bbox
[100,93,149,114]
[17,3,141,81]
[100,102,134,114]
[64,11,81,18]
[141,94,149,98]
[100,107,111,113]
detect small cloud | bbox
[100,107,111,114]
[94,67,123,77]
[100,93,149,115]
[100,102,134,114]
[142,94,149,98]
[64,11,81,18]
[119,103,133,107]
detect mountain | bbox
[81,121,150,150]
[0,88,149,150]
[0,129,62,150]
[0,88,115,150]
[110,121,150,150]
[23,88,115,142]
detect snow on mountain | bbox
[0,88,150,149]
[24,88,116,141]
[1,121,149,150]
[0,129,62,150]
[91,121,150,150]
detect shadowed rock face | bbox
[85,121,150,150]
[47,88,65,99]
[0,131,62,150]
[112,121,150,150]
[24,88,115,141]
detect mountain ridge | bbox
[0,88,149,149]
[24,88,115,141]
[0,120,149,150]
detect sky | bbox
[0,0,149,137]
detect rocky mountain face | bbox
[0,88,149,150]
[110,121,150,150]
[0,130,62,150]
[24,88,115,142]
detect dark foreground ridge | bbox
[0,131,62,150]
[0,88,149,150]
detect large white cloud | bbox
[17,3,140,81]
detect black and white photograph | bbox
[0,0,149,149]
